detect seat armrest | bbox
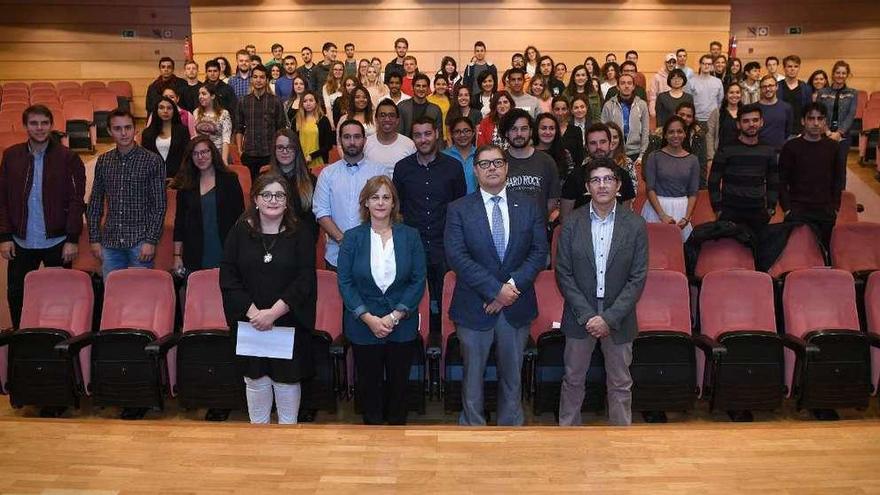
[55,332,95,356]
[426,330,442,359]
[782,334,820,355]
[0,327,13,346]
[693,334,727,357]
[144,333,180,356]
[867,332,880,347]
[329,333,349,357]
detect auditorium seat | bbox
[29,94,59,106]
[549,224,560,269]
[693,238,755,281]
[163,268,244,413]
[2,82,28,93]
[29,82,55,91]
[0,131,22,150]
[783,268,870,416]
[152,189,176,272]
[0,112,20,134]
[88,269,177,416]
[646,223,685,273]
[767,224,826,280]
[837,191,859,224]
[305,269,346,415]
[56,81,81,92]
[831,222,880,276]
[2,92,30,104]
[58,91,86,105]
[0,101,27,114]
[89,91,119,139]
[1,269,94,413]
[690,190,716,226]
[229,164,252,201]
[697,270,784,419]
[864,272,880,398]
[407,287,431,414]
[107,80,134,111]
[315,228,327,270]
[528,270,565,411]
[71,221,101,274]
[63,99,96,152]
[632,270,696,415]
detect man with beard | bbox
[312,120,387,270]
[295,46,316,88]
[560,123,637,219]
[709,104,779,236]
[274,55,299,102]
[203,60,237,118]
[234,65,287,179]
[758,74,794,151]
[146,57,188,113]
[502,109,560,222]
[393,116,466,321]
[364,99,416,176]
[180,59,203,112]
[384,38,408,81]
[229,49,252,99]
[397,73,443,140]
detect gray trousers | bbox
[559,304,634,426]
[457,312,530,426]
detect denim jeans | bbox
[102,242,153,279]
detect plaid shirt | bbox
[235,91,288,157]
[228,72,251,99]
[87,145,167,248]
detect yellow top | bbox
[299,118,324,169]
[427,94,451,141]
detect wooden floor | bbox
[2,416,880,494]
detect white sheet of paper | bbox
[236,321,295,359]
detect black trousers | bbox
[719,209,770,239]
[351,340,416,425]
[426,260,447,333]
[240,154,271,181]
[786,208,837,255]
[7,241,67,329]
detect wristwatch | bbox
[390,314,400,326]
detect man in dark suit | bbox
[555,157,648,426]
[444,144,548,426]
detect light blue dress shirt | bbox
[14,147,66,250]
[589,202,616,298]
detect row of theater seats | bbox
[2,263,879,421]
[0,80,134,155]
[855,90,880,166]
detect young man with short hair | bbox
[741,61,762,105]
[203,59,237,116]
[295,46,316,87]
[249,54,262,71]
[779,103,845,250]
[180,59,203,112]
[758,74,794,151]
[275,55,299,102]
[676,48,694,79]
[0,105,86,329]
[605,61,647,101]
[87,109,166,279]
[310,42,338,93]
[264,43,284,71]
[364,99,416,176]
[463,41,498,97]
[385,38,408,81]
[385,73,410,105]
[502,109,560,221]
[397,73,443,139]
[343,42,357,77]
[709,41,723,60]
[400,56,418,96]
[146,57,188,113]
[765,56,784,82]
[624,50,647,89]
[708,104,779,236]
[777,54,812,135]
[686,54,724,125]
[601,74,650,167]
[234,65,288,179]
[244,44,256,56]
[229,49,252,99]
[505,68,541,118]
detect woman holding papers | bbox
[220,173,317,424]
[336,176,426,425]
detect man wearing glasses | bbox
[444,145,548,426]
[364,99,416,177]
[555,157,648,426]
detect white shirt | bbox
[480,187,510,255]
[364,133,416,177]
[480,94,492,116]
[370,228,396,293]
[590,201,616,298]
[155,135,171,161]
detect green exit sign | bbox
[121,29,136,38]
[787,26,803,35]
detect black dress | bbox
[219,220,317,383]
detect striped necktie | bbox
[491,196,505,260]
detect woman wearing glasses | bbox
[221,173,317,424]
[336,176,426,425]
[267,129,317,238]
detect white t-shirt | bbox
[155,135,171,161]
[364,133,416,177]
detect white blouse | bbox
[155,135,171,161]
[370,229,396,293]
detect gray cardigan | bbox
[555,204,649,344]
[601,95,651,161]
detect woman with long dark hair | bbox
[476,91,513,148]
[193,84,232,164]
[533,112,576,183]
[474,71,497,117]
[706,82,742,163]
[141,96,190,178]
[446,85,481,134]
[267,129,317,238]
[436,56,462,88]
[293,91,333,170]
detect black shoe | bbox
[641,411,668,423]
[811,408,840,421]
[204,408,231,422]
[298,409,317,423]
[727,409,754,422]
[120,407,149,420]
[39,406,67,418]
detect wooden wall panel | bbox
[190,0,731,90]
[731,0,880,92]
[0,0,192,117]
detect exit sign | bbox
[787,26,803,35]
[121,29,136,38]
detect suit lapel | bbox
[606,208,627,267]
[389,224,406,289]
[582,207,596,270]
[359,227,385,297]
[502,195,520,263]
[472,193,501,263]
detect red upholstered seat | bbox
[693,238,755,281]
[767,224,826,279]
[646,222,685,274]
[831,222,880,274]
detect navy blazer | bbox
[336,222,427,345]
[444,189,548,331]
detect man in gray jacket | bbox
[397,73,443,140]
[555,157,648,426]
[600,73,650,168]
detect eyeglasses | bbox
[475,159,507,170]
[275,145,295,152]
[452,128,474,136]
[258,191,288,202]
[588,175,618,185]
[192,149,211,158]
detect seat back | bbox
[90,91,119,112]
[637,270,691,333]
[20,268,94,335]
[831,222,880,273]
[315,269,343,341]
[182,269,226,332]
[63,100,94,122]
[768,224,827,279]
[100,269,175,338]
[529,270,564,342]
[229,164,252,201]
[2,93,30,103]
[441,271,457,352]
[82,81,106,93]
[56,81,81,92]
[694,238,755,280]
[0,102,27,114]
[700,270,776,339]
[837,191,859,224]
[0,131,22,150]
[646,223,685,273]
[865,272,880,393]
[107,80,134,99]
[2,82,28,92]
[549,224,560,269]
[417,284,430,342]
[783,268,859,339]
[30,82,55,91]
[690,190,716,226]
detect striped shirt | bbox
[87,145,166,248]
[708,141,779,213]
[589,202,616,298]
[234,91,288,158]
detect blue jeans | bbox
[102,242,153,279]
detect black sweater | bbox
[708,140,779,212]
[173,170,244,270]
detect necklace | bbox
[261,231,280,263]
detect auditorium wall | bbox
[0,0,192,117]
[731,0,880,92]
